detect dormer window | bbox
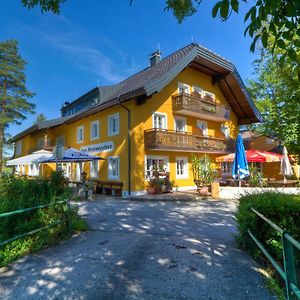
[178,83,190,94]
[203,91,215,102]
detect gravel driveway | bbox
[0,198,275,300]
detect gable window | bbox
[90,160,99,178]
[77,126,84,144]
[178,83,190,94]
[145,155,169,179]
[197,120,208,137]
[108,156,119,179]
[203,91,215,102]
[153,112,167,130]
[192,86,203,98]
[90,120,100,140]
[15,141,22,156]
[56,135,65,146]
[108,113,119,136]
[176,157,188,179]
[174,117,186,132]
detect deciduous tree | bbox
[0,40,35,171]
[247,45,300,155]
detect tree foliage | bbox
[0,40,35,171]
[21,0,65,13]
[247,44,300,155]
[34,113,47,124]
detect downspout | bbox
[118,98,131,196]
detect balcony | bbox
[172,93,230,122]
[144,129,234,154]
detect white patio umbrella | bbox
[280,146,292,182]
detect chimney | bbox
[149,50,161,67]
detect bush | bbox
[235,192,300,265]
[0,172,87,266]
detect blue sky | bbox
[1,0,257,138]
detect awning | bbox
[216,150,282,163]
[39,148,104,163]
[6,150,53,166]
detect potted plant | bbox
[191,154,217,196]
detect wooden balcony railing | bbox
[172,93,231,122]
[144,129,234,153]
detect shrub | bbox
[235,192,300,265]
[0,172,86,266]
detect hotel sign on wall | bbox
[80,141,114,154]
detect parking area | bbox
[0,198,275,299]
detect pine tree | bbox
[0,40,35,171]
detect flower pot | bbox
[197,186,209,196]
[147,187,155,195]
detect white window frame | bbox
[197,120,208,137]
[56,135,65,146]
[152,112,167,130]
[221,162,232,175]
[15,141,22,156]
[203,91,215,101]
[145,155,169,179]
[192,86,203,97]
[90,120,100,141]
[220,124,230,139]
[108,113,119,136]
[76,126,84,144]
[108,156,119,180]
[174,116,187,132]
[176,156,188,179]
[178,82,190,94]
[90,160,99,178]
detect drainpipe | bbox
[118,99,131,196]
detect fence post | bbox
[282,231,298,300]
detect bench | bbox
[94,180,124,197]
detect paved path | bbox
[0,199,275,300]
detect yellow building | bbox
[10,43,262,195]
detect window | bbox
[153,112,167,130]
[145,156,169,179]
[197,120,208,136]
[56,135,65,146]
[38,137,51,148]
[90,160,99,178]
[77,126,84,143]
[108,113,119,136]
[221,162,232,174]
[90,120,100,140]
[15,141,22,156]
[178,82,190,94]
[176,157,188,179]
[174,117,186,132]
[220,124,230,139]
[192,86,203,97]
[108,156,119,179]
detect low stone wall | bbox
[219,186,300,200]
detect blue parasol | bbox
[232,134,250,180]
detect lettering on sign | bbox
[80,141,114,153]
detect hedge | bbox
[235,192,300,265]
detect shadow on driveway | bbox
[0,199,275,299]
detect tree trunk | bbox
[0,78,7,173]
